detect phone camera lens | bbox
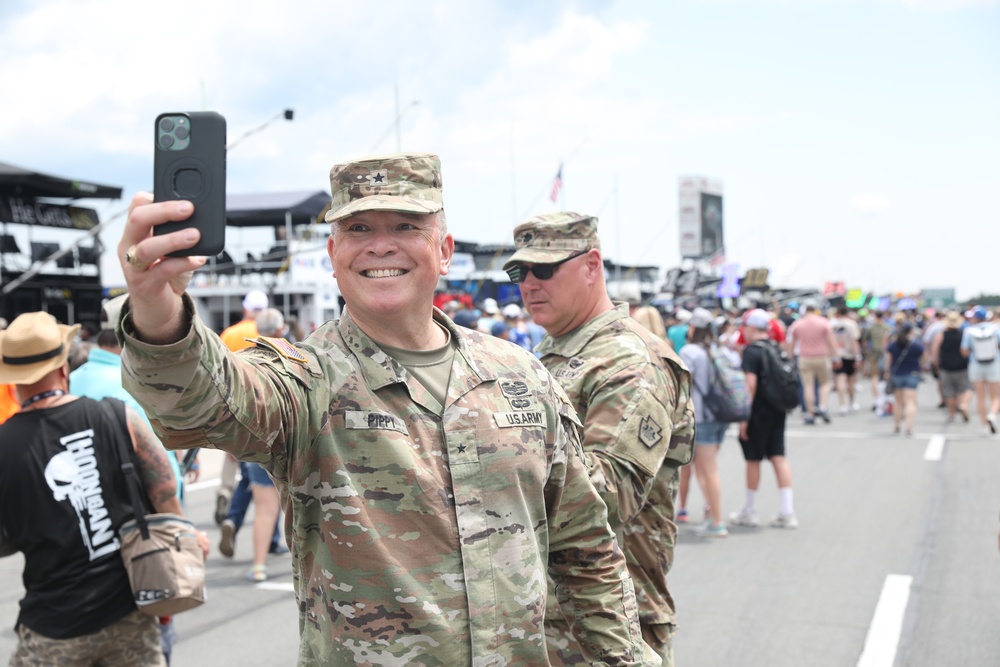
[159,118,175,132]
[159,134,175,148]
[174,125,189,140]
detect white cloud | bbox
[850,193,891,213]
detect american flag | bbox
[549,164,563,203]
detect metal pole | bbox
[615,176,621,288]
[395,84,402,152]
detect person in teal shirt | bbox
[667,309,692,352]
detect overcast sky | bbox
[1,0,997,300]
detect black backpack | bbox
[752,340,801,412]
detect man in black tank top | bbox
[931,311,972,423]
[0,312,208,667]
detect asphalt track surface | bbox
[2,378,998,665]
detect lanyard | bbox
[20,389,67,409]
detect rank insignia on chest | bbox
[639,416,663,448]
[567,357,587,369]
[253,336,307,365]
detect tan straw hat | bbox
[0,312,80,384]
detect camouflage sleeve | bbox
[545,396,648,666]
[118,294,313,482]
[579,362,679,528]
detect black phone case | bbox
[153,111,226,256]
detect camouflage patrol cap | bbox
[325,152,443,223]
[502,212,600,270]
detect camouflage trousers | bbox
[545,618,675,666]
[9,609,166,667]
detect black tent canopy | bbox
[226,190,330,227]
[0,161,123,200]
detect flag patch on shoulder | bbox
[254,336,307,365]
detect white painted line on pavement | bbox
[924,435,946,461]
[256,581,296,593]
[856,574,913,667]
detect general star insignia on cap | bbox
[253,336,307,365]
[639,416,663,449]
[367,169,388,187]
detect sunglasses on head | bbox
[505,251,587,284]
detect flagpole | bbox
[560,163,566,210]
[615,175,621,289]
[510,124,518,224]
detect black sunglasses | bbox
[505,251,587,284]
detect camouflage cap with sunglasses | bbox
[325,152,444,224]
[502,212,600,273]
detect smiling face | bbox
[328,210,453,331]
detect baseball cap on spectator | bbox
[100,294,129,331]
[490,321,508,337]
[675,309,692,324]
[502,304,522,319]
[744,308,771,330]
[481,298,500,315]
[972,307,988,320]
[688,307,713,330]
[452,310,479,329]
[243,290,269,312]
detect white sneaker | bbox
[770,513,799,529]
[851,402,861,412]
[729,508,760,527]
[839,406,848,416]
[988,414,998,434]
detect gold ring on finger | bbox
[124,245,151,271]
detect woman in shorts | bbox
[885,323,924,436]
[679,312,736,537]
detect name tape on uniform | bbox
[345,411,409,434]
[494,411,546,428]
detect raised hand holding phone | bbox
[152,111,227,256]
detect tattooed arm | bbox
[125,406,182,515]
[126,406,210,556]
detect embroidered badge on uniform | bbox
[639,416,663,449]
[567,357,587,369]
[367,169,388,187]
[254,336,307,365]
[499,380,530,397]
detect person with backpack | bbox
[680,309,749,537]
[730,309,799,529]
[960,307,1000,435]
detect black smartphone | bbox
[153,111,227,256]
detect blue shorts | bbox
[245,462,275,488]
[891,374,920,390]
[695,421,728,445]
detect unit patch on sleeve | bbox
[638,415,663,449]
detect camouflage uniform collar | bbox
[336,308,499,393]
[437,309,500,387]
[337,310,409,389]
[536,302,630,358]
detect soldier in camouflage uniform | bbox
[504,212,695,666]
[115,153,658,666]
